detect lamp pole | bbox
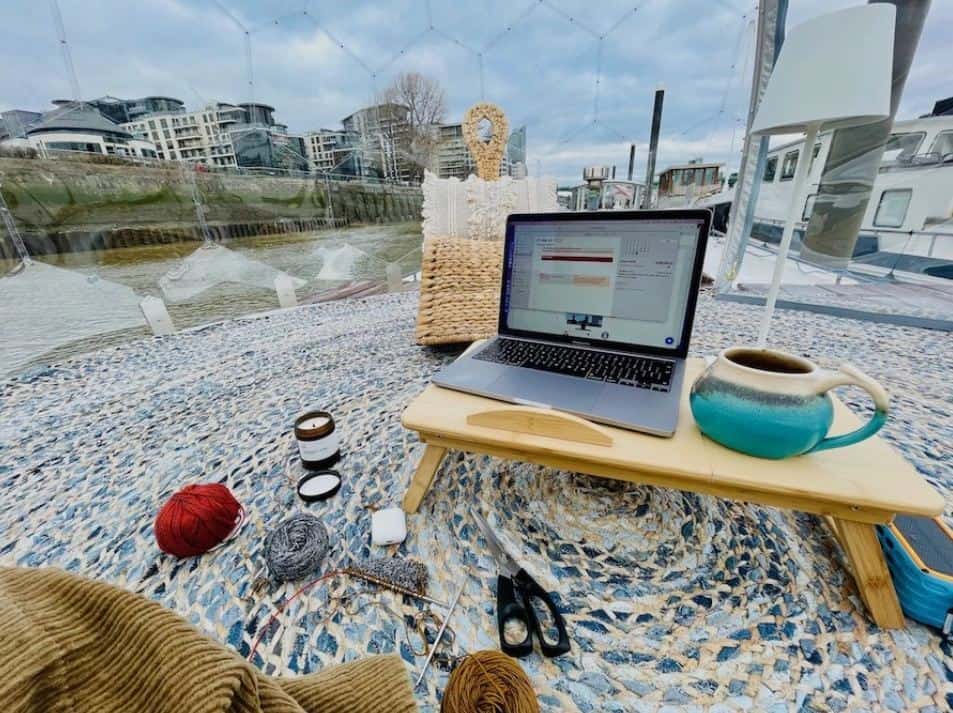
[756,121,819,347]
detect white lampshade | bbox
[751,3,895,136]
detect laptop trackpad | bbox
[489,370,599,413]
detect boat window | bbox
[703,167,716,184]
[681,169,694,185]
[884,131,926,161]
[874,189,912,228]
[809,143,821,171]
[802,194,817,221]
[780,150,798,181]
[669,169,680,187]
[929,130,953,159]
[763,156,777,182]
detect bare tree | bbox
[381,71,447,128]
[378,72,447,179]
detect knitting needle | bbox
[414,581,464,689]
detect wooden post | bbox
[642,84,664,209]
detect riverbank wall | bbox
[0,158,422,257]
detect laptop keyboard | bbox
[474,338,675,392]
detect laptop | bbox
[432,209,710,436]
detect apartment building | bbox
[123,103,241,167]
[21,103,157,159]
[303,129,362,176]
[55,96,187,125]
[506,125,527,176]
[0,109,42,141]
[341,103,410,181]
[227,103,308,172]
[123,101,308,171]
[434,123,474,179]
[434,123,527,179]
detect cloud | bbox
[1,0,947,181]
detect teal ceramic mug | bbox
[689,346,889,459]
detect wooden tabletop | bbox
[402,358,944,524]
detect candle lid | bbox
[297,470,342,502]
[295,410,335,438]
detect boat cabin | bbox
[565,180,645,211]
[752,110,953,278]
[562,166,646,211]
[656,160,724,208]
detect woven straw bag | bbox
[415,236,503,345]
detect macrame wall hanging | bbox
[461,102,509,181]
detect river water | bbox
[1,223,422,374]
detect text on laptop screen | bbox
[504,218,703,350]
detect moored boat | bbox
[693,99,953,280]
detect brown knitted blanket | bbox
[0,567,418,713]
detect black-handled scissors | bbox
[473,511,571,659]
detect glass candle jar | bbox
[294,410,341,470]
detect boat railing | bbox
[880,151,953,171]
[742,216,953,288]
[753,215,953,241]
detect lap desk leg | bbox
[827,516,905,629]
[403,445,448,514]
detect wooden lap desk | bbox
[401,357,944,629]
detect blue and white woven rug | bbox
[1,291,950,712]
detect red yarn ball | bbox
[154,483,244,558]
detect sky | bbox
[2,0,950,184]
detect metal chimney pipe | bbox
[642,84,664,208]
[627,144,635,180]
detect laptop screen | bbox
[501,215,707,355]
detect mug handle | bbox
[809,363,889,453]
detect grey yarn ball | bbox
[264,514,329,583]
